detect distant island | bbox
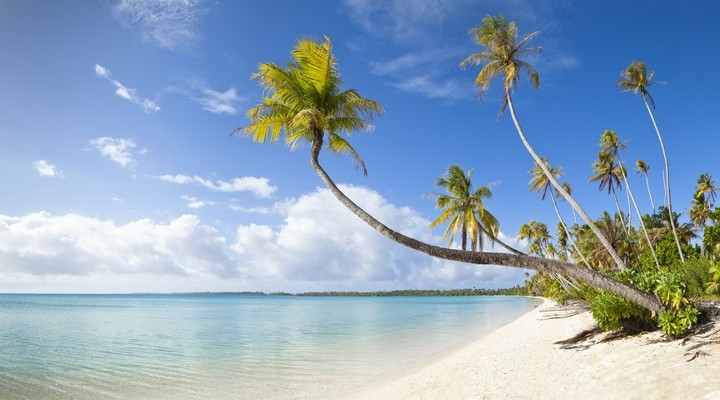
[191,286,527,297]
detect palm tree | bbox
[460,15,629,271]
[598,130,659,269]
[695,173,718,203]
[617,61,684,262]
[518,220,552,257]
[635,159,655,211]
[428,165,499,251]
[240,36,663,313]
[529,158,591,268]
[589,152,629,234]
[582,212,636,270]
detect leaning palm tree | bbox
[617,61,684,262]
[529,158,591,268]
[239,36,663,312]
[460,15,629,271]
[428,165,499,252]
[635,159,655,211]
[599,130,659,269]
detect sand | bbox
[345,300,720,400]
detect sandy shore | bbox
[345,300,720,400]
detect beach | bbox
[347,300,720,400]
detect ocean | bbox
[0,294,540,399]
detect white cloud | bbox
[34,160,62,178]
[0,212,236,280]
[393,75,469,100]
[159,174,277,197]
[89,137,139,168]
[110,0,208,51]
[0,188,528,293]
[182,195,215,209]
[231,185,527,288]
[94,64,160,113]
[194,86,243,115]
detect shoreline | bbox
[343,299,720,400]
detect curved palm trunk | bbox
[619,160,660,269]
[642,173,656,211]
[611,187,631,239]
[549,191,591,269]
[644,97,684,262]
[506,92,629,271]
[309,131,663,313]
[479,226,525,255]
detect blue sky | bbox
[1,0,719,293]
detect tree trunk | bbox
[619,159,660,269]
[643,173,656,211]
[644,97,684,262]
[505,91,629,271]
[308,132,664,313]
[479,225,525,255]
[550,190,591,268]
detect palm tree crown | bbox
[240,36,384,175]
[460,14,540,116]
[429,165,499,251]
[695,173,718,203]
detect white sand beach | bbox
[346,300,720,400]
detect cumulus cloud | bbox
[0,212,236,279]
[231,185,528,288]
[34,160,62,178]
[0,187,527,293]
[89,137,139,168]
[110,0,208,51]
[94,64,160,113]
[159,174,277,197]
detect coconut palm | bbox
[240,36,663,313]
[617,61,684,262]
[695,173,718,203]
[518,220,552,257]
[581,212,636,270]
[598,130,659,269]
[635,160,655,211]
[461,15,629,271]
[529,158,591,268]
[428,165,499,251]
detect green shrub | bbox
[657,307,699,337]
[589,268,699,337]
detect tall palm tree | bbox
[598,130,659,269]
[240,36,663,312]
[428,165,499,251]
[589,153,629,231]
[460,15,629,271]
[695,173,718,203]
[529,158,591,268]
[617,61,684,262]
[635,159,655,211]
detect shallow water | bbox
[0,294,539,399]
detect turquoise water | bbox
[0,294,539,399]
